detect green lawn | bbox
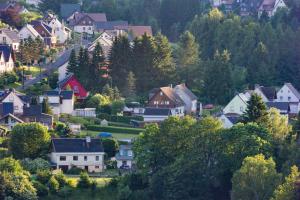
[81,130,139,140]
[22,66,45,77]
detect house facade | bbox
[0,28,19,51]
[51,137,105,173]
[40,90,74,116]
[88,32,113,58]
[0,44,15,73]
[173,83,198,114]
[58,74,89,100]
[116,145,134,169]
[223,93,248,115]
[0,89,25,114]
[258,0,287,17]
[0,113,23,130]
[30,20,57,46]
[276,83,300,114]
[19,24,41,41]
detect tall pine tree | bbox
[243,93,268,124]
[67,49,78,75]
[124,71,137,101]
[90,42,105,91]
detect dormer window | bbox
[160,92,163,96]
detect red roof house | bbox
[58,73,89,100]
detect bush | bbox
[32,181,49,197]
[21,158,50,174]
[87,125,144,134]
[66,166,84,175]
[48,176,60,193]
[102,138,119,158]
[0,147,9,159]
[36,170,52,184]
[57,186,73,198]
[77,172,92,189]
[54,171,68,188]
[106,160,117,169]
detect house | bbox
[68,12,107,34]
[60,3,81,20]
[116,144,134,169]
[21,104,53,128]
[0,28,20,51]
[123,102,145,116]
[276,83,300,114]
[223,93,248,115]
[173,83,198,114]
[43,13,71,44]
[0,113,23,130]
[0,44,15,73]
[30,20,56,46]
[50,137,105,173]
[95,20,128,33]
[143,107,172,122]
[88,32,113,58]
[115,25,153,39]
[40,90,74,116]
[218,113,240,128]
[18,24,41,41]
[266,102,290,115]
[0,102,13,116]
[0,89,26,114]
[148,86,185,117]
[72,108,96,118]
[258,0,287,17]
[58,74,89,100]
[253,85,277,102]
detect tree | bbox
[176,31,199,84]
[271,165,300,200]
[77,47,89,85]
[231,154,281,200]
[39,0,79,14]
[124,71,137,101]
[243,93,268,124]
[111,100,125,115]
[67,49,78,75]
[102,138,119,158]
[42,98,53,115]
[77,172,92,188]
[203,50,234,104]
[90,42,105,91]
[109,36,132,90]
[10,123,51,159]
[0,157,23,173]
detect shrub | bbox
[106,160,117,169]
[54,171,68,188]
[66,166,84,175]
[77,172,92,189]
[21,158,50,174]
[57,186,73,198]
[32,180,49,197]
[0,157,23,173]
[87,125,144,134]
[36,170,52,184]
[66,179,77,188]
[0,147,9,159]
[48,176,59,193]
[102,138,119,158]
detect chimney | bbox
[169,84,173,88]
[86,136,91,148]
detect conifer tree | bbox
[124,71,136,101]
[42,98,52,115]
[243,93,268,124]
[109,36,132,90]
[67,49,78,75]
[90,42,105,91]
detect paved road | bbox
[18,45,80,90]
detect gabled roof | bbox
[23,104,42,116]
[160,87,185,106]
[259,86,277,101]
[174,83,197,101]
[266,102,290,111]
[69,12,107,26]
[0,44,13,62]
[86,13,107,22]
[259,0,277,11]
[238,93,249,104]
[95,21,128,30]
[52,138,104,153]
[60,3,81,19]
[0,3,10,10]
[284,83,300,100]
[57,73,74,88]
[144,107,171,116]
[0,28,19,42]
[30,20,52,37]
[45,90,73,100]
[0,113,24,123]
[21,24,41,38]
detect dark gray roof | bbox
[45,90,73,100]
[60,3,81,19]
[52,138,104,153]
[0,3,10,10]
[266,102,290,111]
[227,116,240,124]
[144,108,171,116]
[95,21,128,30]
[0,44,12,62]
[23,105,42,116]
[259,86,277,101]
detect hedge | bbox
[98,113,143,124]
[87,125,144,134]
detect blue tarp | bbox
[98,132,112,138]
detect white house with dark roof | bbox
[258,0,287,17]
[223,93,248,115]
[0,28,20,51]
[0,44,15,73]
[88,32,113,58]
[116,144,134,169]
[51,137,105,173]
[40,90,74,116]
[276,83,300,114]
[18,24,41,41]
[0,113,23,130]
[218,113,240,129]
[174,83,198,114]
[266,102,290,115]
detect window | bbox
[83,27,86,31]
[240,107,244,112]
[288,90,290,93]
[95,166,99,169]
[280,96,283,100]
[166,101,170,105]
[60,156,66,161]
[288,97,291,101]
[73,156,78,161]
[84,156,87,161]
[95,156,99,161]
[160,92,163,96]
[83,21,86,24]
[88,27,91,30]
[3,37,6,43]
